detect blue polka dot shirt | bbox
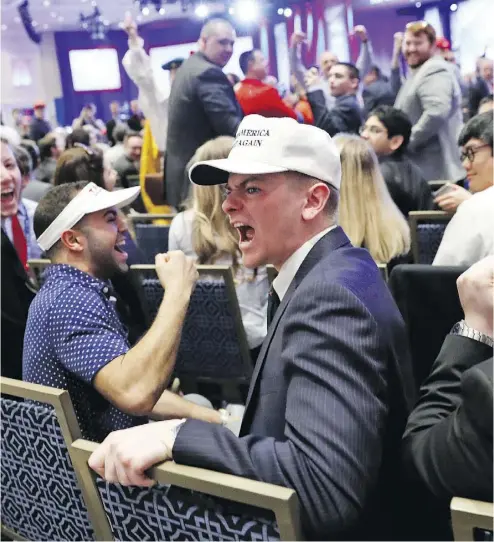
[23,264,146,442]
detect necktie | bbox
[267,286,281,327]
[11,214,28,270]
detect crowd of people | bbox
[1,11,493,541]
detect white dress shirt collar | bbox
[272,225,336,302]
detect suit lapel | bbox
[241,227,351,431]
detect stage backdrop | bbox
[53,19,253,126]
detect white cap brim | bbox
[37,183,140,252]
[189,158,289,186]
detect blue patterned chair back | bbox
[70,439,302,541]
[0,377,112,541]
[134,224,170,264]
[131,265,252,383]
[96,481,280,541]
[409,211,451,264]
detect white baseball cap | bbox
[189,114,341,189]
[37,182,140,251]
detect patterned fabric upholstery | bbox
[137,276,250,379]
[96,479,280,541]
[0,398,95,541]
[134,224,169,264]
[416,223,448,264]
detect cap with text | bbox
[189,114,341,189]
[37,182,140,251]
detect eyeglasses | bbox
[359,125,387,135]
[460,144,490,163]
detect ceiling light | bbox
[235,0,259,22]
[58,15,64,21]
[195,3,209,18]
[159,7,165,14]
[142,6,150,15]
[32,20,38,27]
[415,1,421,6]
[136,14,142,22]
[1,24,7,31]
[50,11,57,17]
[43,0,50,6]
[14,16,21,23]
[91,0,97,6]
[450,3,458,10]
[43,23,49,29]
[284,7,293,17]
[277,8,283,15]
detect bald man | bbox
[165,18,243,208]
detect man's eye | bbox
[246,187,260,194]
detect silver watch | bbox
[450,320,494,348]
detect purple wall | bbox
[54,18,253,126]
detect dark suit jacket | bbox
[165,52,242,208]
[1,229,37,379]
[29,117,51,143]
[362,78,396,116]
[106,118,117,146]
[467,76,491,117]
[379,154,434,217]
[173,228,416,539]
[403,334,493,503]
[307,91,363,136]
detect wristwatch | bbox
[450,320,494,348]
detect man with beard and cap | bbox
[22,181,229,442]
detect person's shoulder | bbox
[460,186,494,213]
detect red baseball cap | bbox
[33,101,46,109]
[436,37,451,51]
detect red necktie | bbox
[11,214,28,270]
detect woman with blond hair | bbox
[334,134,411,265]
[168,136,269,355]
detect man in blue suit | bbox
[89,115,416,540]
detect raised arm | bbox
[121,15,168,151]
[354,25,375,77]
[90,252,197,415]
[390,32,404,97]
[289,31,309,90]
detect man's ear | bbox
[389,134,404,153]
[351,77,360,91]
[59,229,85,252]
[301,183,330,221]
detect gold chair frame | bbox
[71,438,302,541]
[0,377,113,541]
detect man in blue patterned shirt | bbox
[23,181,223,442]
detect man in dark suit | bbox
[403,256,493,503]
[164,18,242,208]
[305,62,364,136]
[468,57,493,118]
[89,116,416,539]
[1,230,37,380]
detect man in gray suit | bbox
[165,18,242,208]
[392,22,465,182]
[89,115,416,539]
